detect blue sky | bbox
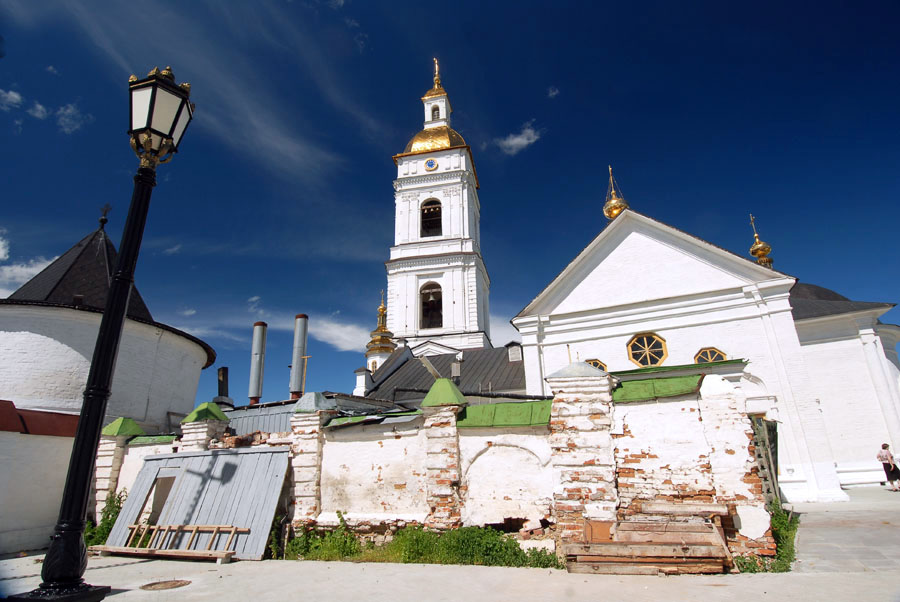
[1,1,898,408]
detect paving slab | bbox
[791,486,900,574]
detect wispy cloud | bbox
[495,120,542,156]
[162,243,182,255]
[0,257,56,297]
[489,313,522,346]
[547,86,560,98]
[56,103,93,134]
[0,89,23,111]
[238,295,366,352]
[2,1,382,183]
[179,308,197,317]
[46,65,59,75]
[0,230,9,261]
[176,325,246,343]
[27,101,48,119]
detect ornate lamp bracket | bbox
[130,133,175,170]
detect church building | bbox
[355,62,900,504]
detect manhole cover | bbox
[140,580,192,591]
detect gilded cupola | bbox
[749,214,774,269]
[603,165,630,220]
[366,292,397,359]
[398,58,468,157]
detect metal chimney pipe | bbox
[218,367,229,398]
[248,321,267,405]
[289,314,309,399]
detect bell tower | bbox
[385,60,491,353]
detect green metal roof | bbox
[612,374,704,403]
[128,434,177,446]
[457,399,552,428]
[101,417,145,437]
[181,402,229,423]
[610,359,744,377]
[421,378,468,407]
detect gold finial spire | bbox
[433,57,441,87]
[748,214,773,269]
[366,291,397,359]
[603,165,630,220]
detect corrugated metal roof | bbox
[225,403,296,435]
[366,346,525,403]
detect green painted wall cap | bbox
[181,402,229,423]
[421,378,468,408]
[101,417,145,437]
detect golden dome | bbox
[748,214,773,269]
[603,166,630,220]
[403,125,467,154]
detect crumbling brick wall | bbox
[611,375,775,556]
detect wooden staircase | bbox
[564,502,734,575]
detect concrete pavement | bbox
[2,486,899,601]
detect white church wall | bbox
[458,427,553,526]
[318,421,430,526]
[0,432,73,553]
[518,283,846,501]
[0,305,207,433]
[797,331,890,485]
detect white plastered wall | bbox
[458,427,553,526]
[319,421,430,525]
[0,306,207,433]
[0,432,73,553]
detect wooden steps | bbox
[566,503,734,576]
[90,524,250,564]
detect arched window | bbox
[371,360,377,372]
[695,348,727,364]
[586,359,607,371]
[627,333,667,367]
[431,105,440,120]
[421,199,442,237]
[420,282,442,329]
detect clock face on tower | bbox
[424,158,438,171]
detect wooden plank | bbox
[90,546,234,562]
[224,526,238,551]
[563,543,728,558]
[574,555,725,564]
[229,451,269,558]
[107,464,161,547]
[616,522,715,533]
[241,450,289,560]
[205,526,221,551]
[567,562,659,575]
[614,531,722,545]
[639,502,728,515]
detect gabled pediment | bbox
[410,340,462,357]
[516,211,792,319]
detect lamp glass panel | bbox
[150,87,182,136]
[150,133,163,153]
[130,87,153,131]
[171,103,192,148]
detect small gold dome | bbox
[403,125,467,154]
[748,214,773,269]
[603,165,629,220]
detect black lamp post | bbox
[11,66,193,602]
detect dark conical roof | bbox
[8,226,153,321]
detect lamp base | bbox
[7,584,111,602]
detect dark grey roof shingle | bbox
[789,282,894,321]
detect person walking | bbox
[877,443,900,491]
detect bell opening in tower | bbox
[431,105,440,120]
[420,282,443,329]
[421,199,442,237]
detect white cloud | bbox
[0,256,56,297]
[46,65,59,75]
[179,308,197,316]
[547,86,560,98]
[495,120,541,156]
[0,89,23,111]
[326,0,345,8]
[0,230,9,261]
[308,315,368,352]
[27,102,48,119]
[176,325,246,343]
[56,103,94,134]
[162,243,182,255]
[489,313,522,347]
[13,119,23,134]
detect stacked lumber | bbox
[564,502,733,575]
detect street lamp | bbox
[11,66,193,602]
